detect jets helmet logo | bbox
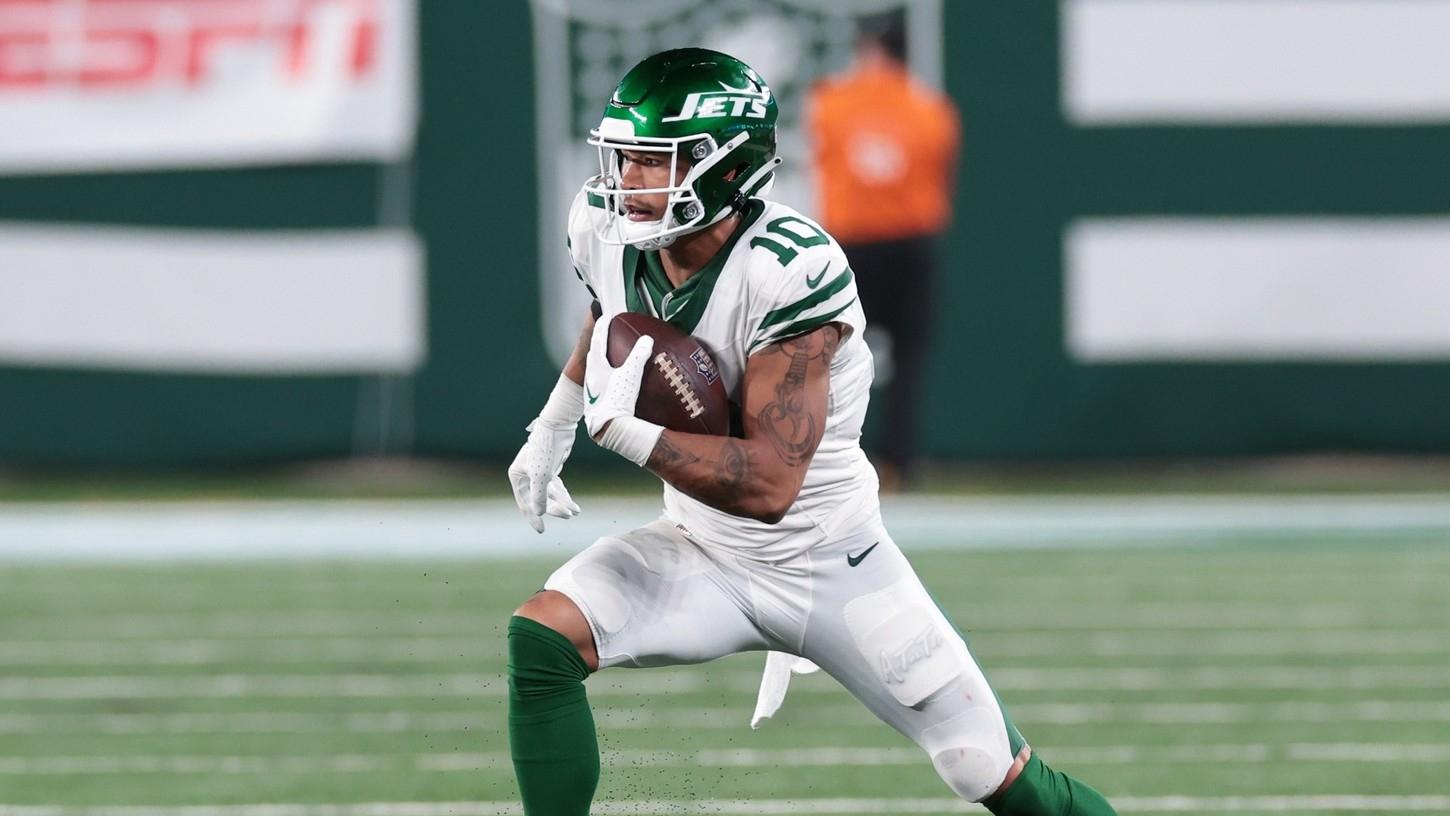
[662,83,769,123]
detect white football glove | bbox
[507,375,584,533]
[584,317,664,466]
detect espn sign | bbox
[0,0,380,89]
[0,0,416,173]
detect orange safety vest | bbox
[808,63,960,245]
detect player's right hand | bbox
[507,418,582,533]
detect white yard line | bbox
[0,612,491,638]
[0,672,697,700]
[1008,699,1450,725]
[5,699,1450,736]
[987,665,1450,691]
[4,628,1449,665]
[4,664,1450,701]
[4,796,1450,815]
[0,755,394,775]
[8,604,1446,637]
[0,711,495,735]
[1285,743,1450,762]
[980,628,1450,658]
[2,743,1449,776]
[0,637,487,666]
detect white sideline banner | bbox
[1066,219,1450,362]
[0,225,425,373]
[1063,0,1450,124]
[0,0,416,174]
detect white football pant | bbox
[544,517,1021,801]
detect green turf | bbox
[2,544,1449,813]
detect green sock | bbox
[507,616,598,816]
[985,753,1118,816]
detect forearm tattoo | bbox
[643,325,840,515]
[716,438,752,490]
[755,327,841,467]
[647,434,701,470]
[645,431,753,507]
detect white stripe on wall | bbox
[1065,218,1450,362]
[0,225,424,373]
[1062,0,1450,124]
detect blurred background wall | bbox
[3,0,1449,468]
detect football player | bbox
[506,48,1118,816]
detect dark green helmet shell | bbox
[606,47,777,144]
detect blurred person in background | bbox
[808,12,960,491]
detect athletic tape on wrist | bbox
[536,373,585,429]
[598,416,664,466]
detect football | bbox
[605,312,730,436]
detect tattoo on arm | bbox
[645,432,755,509]
[640,325,842,519]
[716,438,752,491]
[754,326,842,467]
[648,434,701,470]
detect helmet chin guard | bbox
[584,129,758,250]
[579,48,780,251]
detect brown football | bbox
[605,312,730,436]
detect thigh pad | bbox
[843,576,964,707]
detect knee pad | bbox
[921,705,1015,802]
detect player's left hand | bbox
[583,317,654,441]
[507,418,581,534]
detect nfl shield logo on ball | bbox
[690,347,720,385]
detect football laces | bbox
[654,352,704,419]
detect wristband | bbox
[536,373,585,429]
[597,416,665,467]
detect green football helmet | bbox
[584,48,781,250]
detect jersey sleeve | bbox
[746,246,865,355]
[565,189,599,300]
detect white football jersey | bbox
[567,191,880,560]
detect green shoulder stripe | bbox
[753,298,857,352]
[757,265,854,332]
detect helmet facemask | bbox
[584,123,774,251]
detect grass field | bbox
[2,499,1450,814]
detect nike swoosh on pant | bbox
[847,542,879,567]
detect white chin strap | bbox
[616,215,681,251]
[619,205,739,251]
